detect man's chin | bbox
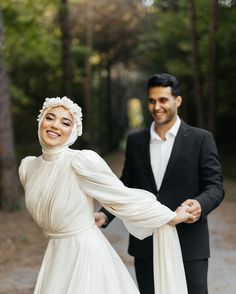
[154,118,167,125]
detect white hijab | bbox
[37,97,82,154]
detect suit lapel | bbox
[141,129,158,194]
[160,121,189,190]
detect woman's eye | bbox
[45,116,53,120]
[63,122,70,126]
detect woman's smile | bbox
[46,130,61,138]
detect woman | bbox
[19,97,192,294]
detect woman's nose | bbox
[51,120,59,129]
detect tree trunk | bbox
[106,60,113,152]
[60,0,72,96]
[0,7,20,210]
[208,0,218,134]
[188,0,204,127]
[83,0,94,147]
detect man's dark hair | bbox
[147,73,180,97]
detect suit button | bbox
[155,193,160,199]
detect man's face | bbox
[147,86,182,126]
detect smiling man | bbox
[97,73,224,294]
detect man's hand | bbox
[169,205,195,225]
[181,199,202,223]
[94,212,108,227]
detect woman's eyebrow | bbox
[46,113,73,123]
[62,117,73,123]
[46,112,56,117]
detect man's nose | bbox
[154,101,161,110]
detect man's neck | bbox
[154,117,177,140]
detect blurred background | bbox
[0,2,236,293]
[0,0,235,209]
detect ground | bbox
[0,151,235,294]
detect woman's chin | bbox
[42,139,62,148]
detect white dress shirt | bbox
[150,116,181,190]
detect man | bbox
[96,73,224,294]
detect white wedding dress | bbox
[19,147,187,294]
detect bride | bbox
[19,96,193,294]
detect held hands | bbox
[170,199,202,225]
[181,199,202,223]
[94,212,108,227]
[169,205,195,225]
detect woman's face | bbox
[40,106,74,147]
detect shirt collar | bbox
[150,116,181,141]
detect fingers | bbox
[94,212,107,227]
[180,199,202,224]
[181,199,202,215]
[185,213,200,223]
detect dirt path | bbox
[208,197,236,293]
[0,151,235,294]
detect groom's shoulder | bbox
[181,120,213,137]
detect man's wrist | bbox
[101,212,108,226]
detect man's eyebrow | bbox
[148,96,169,100]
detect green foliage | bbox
[3,0,62,151]
[1,0,235,160]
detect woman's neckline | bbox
[41,146,69,161]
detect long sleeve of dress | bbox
[72,150,174,236]
[72,150,188,294]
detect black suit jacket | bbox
[102,121,224,261]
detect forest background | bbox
[0,0,235,210]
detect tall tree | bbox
[188,0,204,127]
[208,0,218,133]
[0,6,20,210]
[83,0,94,147]
[60,0,73,96]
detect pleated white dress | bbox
[19,148,188,294]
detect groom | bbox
[96,73,224,294]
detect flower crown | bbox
[37,96,83,136]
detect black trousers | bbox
[134,256,208,294]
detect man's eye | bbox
[160,98,167,103]
[148,99,155,104]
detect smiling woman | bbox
[39,107,74,147]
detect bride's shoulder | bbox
[71,149,106,172]
[71,149,101,160]
[19,156,38,185]
[20,156,38,167]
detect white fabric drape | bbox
[73,150,188,294]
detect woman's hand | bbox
[169,205,195,225]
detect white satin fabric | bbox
[19,148,187,294]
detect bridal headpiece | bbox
[38,96,83,136]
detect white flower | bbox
[38,96,83,136]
